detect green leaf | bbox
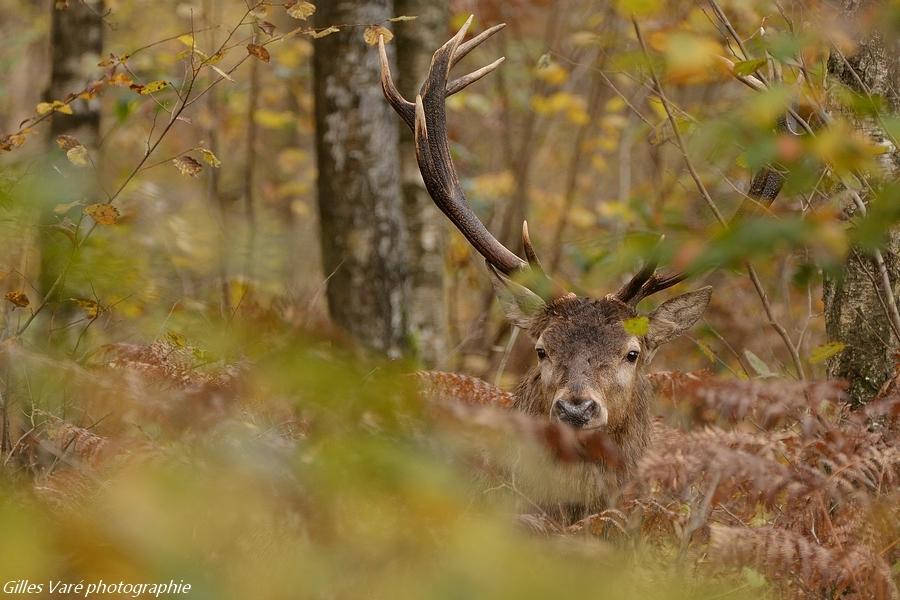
[744,349,776,378]
[732,58,767,77]
[623,316,649,336]
[808,341,846,364]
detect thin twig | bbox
[632,18,806,379]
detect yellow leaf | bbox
[198,148,221,168]
[614,0,662,17]
[254,109,295,129]
[37,100,72,114]
[247,43,271,63]
[71,298,101,319]
[623,316,649,336]
[286,1,316,19]
[66,145,89,167]
[84,203,120,225]
[166,330,187,348]
[173,155,203,176]
[107,72,133,87]
[534,62,569,86]
[809,342,846,365]
[178,34,195,47]
[5,291,29,308]
[364,25,393,46]
[131,80,169,95]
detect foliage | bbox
[0,0,899,598]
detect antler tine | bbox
[447,57,505,96]
[451,22,507,68]
[521,221,546,276]
[635,271,688,302]
[378,35,415,130]
[614,259,657,303]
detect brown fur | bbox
[508,295,654,521]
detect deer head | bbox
[379,17,710,432]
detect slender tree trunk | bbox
[38,0,104,325]
[395,0,448,367]
[46,0,103,145]
[823,0,900,405]
[312,1,409,358]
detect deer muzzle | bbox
[552,393,609,429]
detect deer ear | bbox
[488,266,546,330]
[645,286,712,349]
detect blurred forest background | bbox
[0,0,899,598]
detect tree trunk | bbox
[823,0,900,405]
[312,1,409,358]
[46,0,103,145]
[395,0,448,367]
[38,0,104,322]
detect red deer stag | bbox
[379,17,781,523]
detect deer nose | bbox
[554,397,598,427]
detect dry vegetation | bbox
[1,0,899,598]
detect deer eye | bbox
[536,347,548,360]
[625,350,640,363]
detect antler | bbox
[378,16,529,276]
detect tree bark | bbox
[46,0,103,145]
[395,0,448,367]
[312,1,410,358]
[38,0,104,319]
[823,0,900,405]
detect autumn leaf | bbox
[173,156,203,176]
[622,316,649,336]
[166,330,187,348]
[808,342,846,364]
[0,131,30,152]
[37,100,73,115]
[5,291,30,308]
[389,15,417,22]
[55,134,80,151]
[130,80,168,95]
[614,0,662,17]
[247,44,270,63]
[97,53,128,67]
[286,1,316,20]
[84,203,120,225]
[259,21,276,36]
[66,145,89,167]
[107,72,133,87]
[71,298,101,319]
[364,25,393,46]
[198,148,221,168]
